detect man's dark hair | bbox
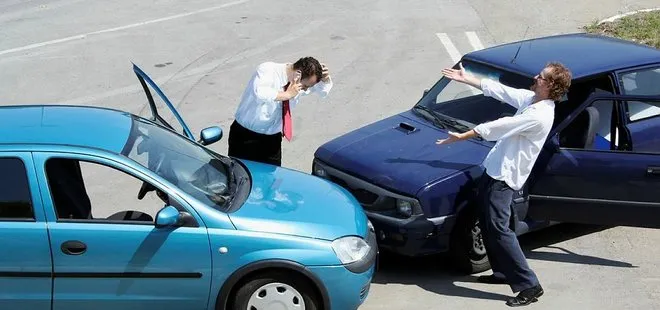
[292,57,323,82]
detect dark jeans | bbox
[227,120,282,166]
[478,174,540,293]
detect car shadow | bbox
[372,223,634,301]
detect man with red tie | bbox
[228,57,332,166]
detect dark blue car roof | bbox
[463,33,660,80]
[0,105,134,153]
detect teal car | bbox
[0,64,377,310]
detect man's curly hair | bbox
[545,62,572,101]
[293,57,323,82]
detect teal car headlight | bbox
[331,236,371,265]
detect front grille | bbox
[329,176,379,205]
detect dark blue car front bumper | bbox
[365,211,457,256]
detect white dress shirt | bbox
[234,62,333,135]
[473,79,555,191]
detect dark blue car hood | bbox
[315,110,492,196]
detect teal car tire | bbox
[231,270,320,310]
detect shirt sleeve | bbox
[252,63,280,104]
[473,113,543,141]
[480,78,534,109]
[302,76,333,98]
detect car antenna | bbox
[511,26,530,64]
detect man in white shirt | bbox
[228,57,332,166]
[436,62,572,307]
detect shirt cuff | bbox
[473,124,492,141]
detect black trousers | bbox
[477,174,540,293]
[227,120,282,166]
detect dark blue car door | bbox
[527,71,660,230]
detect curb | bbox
[598,7,660,24]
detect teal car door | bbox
[33,151,213,310]
[0,153,53,310]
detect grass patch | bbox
[584,10,660,49]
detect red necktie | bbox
[282,83,292,141]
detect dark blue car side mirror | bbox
[155,205,181,228]
[199,126,223,146]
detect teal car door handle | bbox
[61,240,87,255]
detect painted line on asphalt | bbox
[0,0,251,57]
[465,31,485,51]
[436,31,487,95]
[435,32,462,64]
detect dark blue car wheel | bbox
[449,210,491,274]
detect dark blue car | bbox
[312,33,660,273]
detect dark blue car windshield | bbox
[415,60,533,130]
[120,117,234,210]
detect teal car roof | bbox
[0,105,134,153]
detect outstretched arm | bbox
[441,62,532,109]
[441,62,482,89]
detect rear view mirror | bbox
[199,126,223,146]
[423,89,430,97]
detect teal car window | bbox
[0,157,34,220]
[121,117,233,209]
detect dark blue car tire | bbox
[231,270,320,310]
[449,209,491,274]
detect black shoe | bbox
[477,274,507,284]
[506,285,544,307]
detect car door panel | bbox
[528,94,660,228]
[528,148,660,228]
[0,154,53,310]
[33,151,213,310]
[133,63,195,141]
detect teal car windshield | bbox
[413,60,533,132]
[121,116,239,210]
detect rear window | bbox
[0,157,34,220]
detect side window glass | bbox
[620,67,660,122]
[0,157,34,220]
[45,158,181,224]
[558,99,619,151]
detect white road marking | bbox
[0,0,251,57]
[436,31,489,95]
[465,31,485,51]
[435,32,462,64]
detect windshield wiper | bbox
[412,106,446,129]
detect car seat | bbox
[559,106,600,149]
[46,159,93,219]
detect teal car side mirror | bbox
[199,126,223,146]
[155,205,182,228]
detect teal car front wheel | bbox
[232,271,320,310]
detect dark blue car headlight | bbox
[396,198,421,218]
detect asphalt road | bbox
[2,0,660,309]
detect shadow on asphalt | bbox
[372,223,634,301]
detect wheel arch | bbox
[215,259,331,310]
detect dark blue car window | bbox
[0,157,34,220]
[416,60,532,128]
